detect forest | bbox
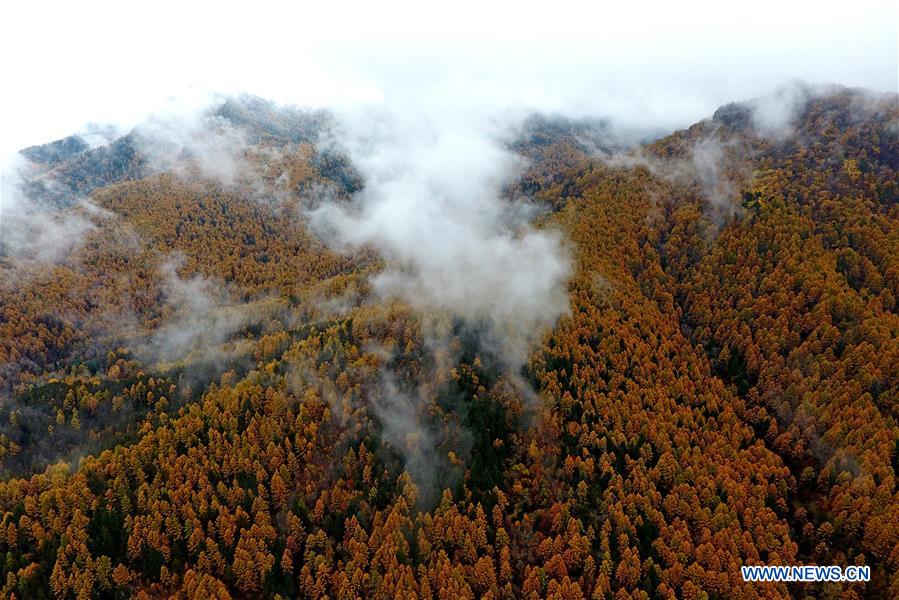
[0,86,897,599]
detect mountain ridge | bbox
[1,85,898,599]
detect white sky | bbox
[1,0,897,158]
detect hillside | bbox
[1,88,898,599]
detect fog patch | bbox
[604,129,746,226]
[133,108,252,187]
[0,154,113,265]
[135,257,257,368]
[309,108,572,366]
[748,83,808,139]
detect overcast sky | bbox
[1,0,896,158]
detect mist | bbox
[0,154,113,265]
[308,107,572,364]
[135,258,260,369]
[132,109,250,186]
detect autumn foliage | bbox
[1,89,897,599]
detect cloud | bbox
[748,83,808,139]
[135,258,256,367]
[130,101,254,187]
[0,153,113,266]
[299,105,575,500]
[308,107,572,365]
[688,135,742,223]
[371,370,456,506]
[602,128,746,226]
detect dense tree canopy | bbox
[1,89,897,599]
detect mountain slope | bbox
[0,87,897,599]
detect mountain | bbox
[0,87,897,599]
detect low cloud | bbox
[603,129,746,226]
[309,108,572,366]
[135,258,257,368]
[133,107,251,186]
[748,83,808,139]
[302,107,573,500]
[372,370,455,505]
[0,154,113,266]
